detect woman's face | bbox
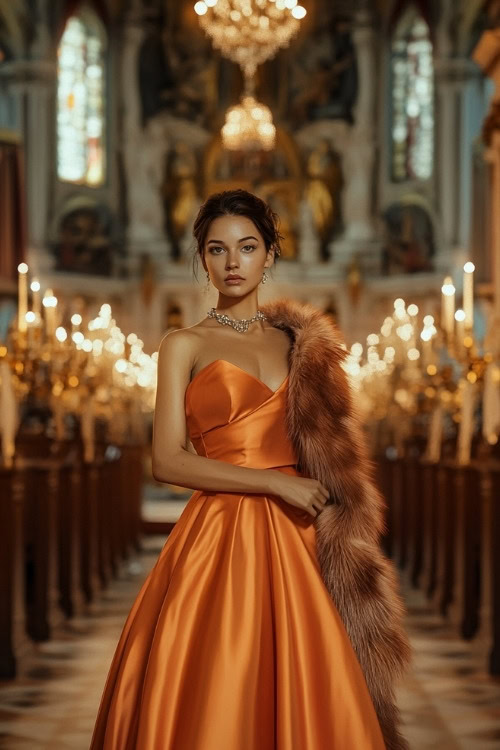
[202,214,274,296]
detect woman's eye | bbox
[208,245,256,254]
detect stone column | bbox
[342,8,377,244]
[297,197,321,265]
[25,65,56,276]
[0,60,56,275]
[434,57,480,274]
[485,132,500,318]
[457,62,485,252]
[473,29,500,317]
[23,2,58,275]
[121,3,171,272]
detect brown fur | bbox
[261,297,412,750]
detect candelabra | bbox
[343,267,499,462]
[0,265,158,467]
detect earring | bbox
[205,271,211,291]
[261,271,268,284]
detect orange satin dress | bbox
[89,360,386,749]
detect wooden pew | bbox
[79,445,103,606]
[0,425,146,680]
[405,453,422,587]
[56,443,85,618]
[22,459,62,641]
[488,463,500,675]
[420,461,439,599]
[0,466,26,678]
[431,461,456,617]
[448,464,481,640]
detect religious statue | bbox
[381,202,435,275]
[163,142,200,259]
[52,202,116,276]
[304,140,343,255]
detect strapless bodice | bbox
[185,359,297,470]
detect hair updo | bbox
[192,189,283,276]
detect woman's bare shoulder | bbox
[157,320,216,364]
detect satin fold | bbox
[90,359,386,749]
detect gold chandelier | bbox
[194,0,307,151]
[221,90,276,151]
[194,0,307,78]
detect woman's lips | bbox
[225,278,244,284]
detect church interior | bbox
[1,0,500,747]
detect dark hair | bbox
[192,189,283,278]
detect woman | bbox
[90,189,411,749]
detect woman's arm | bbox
[151,328,280,495]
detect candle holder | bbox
[1,293,157,466]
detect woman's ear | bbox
[264,246,276,269]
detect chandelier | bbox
[221,91,276,151]
[194,0,307,151]
[194,0,307,78]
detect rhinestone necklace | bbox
[207,307,267,333]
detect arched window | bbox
[390,11,434,182]
[56,8,106,185]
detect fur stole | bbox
[260,297,412,750]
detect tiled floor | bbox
[1,532,499,749]
[395,583,500,749]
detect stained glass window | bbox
[57,11,106,185]
[391,16,434,182]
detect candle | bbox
[0,361,18,468]
[30,279,41,321]
[463,261,474,331]
[457,379,478,465]
[54,326,68,357]
[426,406,443,462]
[420,333,432,367]
[71,312,82,333]
[25,310,36,347]
[55,326,68,346]
[441,276,455,336]
[17,263,28,333]
[421,315,436,367]
[455,308,465,352]
[42,288,58,337]
[483,364,500,444]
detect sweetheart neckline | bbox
[186,359,290,396]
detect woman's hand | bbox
[268,472,330,518]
